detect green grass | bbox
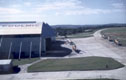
[67,32,93,38]
[66,29,98,38]
[101,27,126,46]
[28,57,124,72]
[13,58,39,66]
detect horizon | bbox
[0,0,126,25]
[0,21,126,25]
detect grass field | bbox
[101,27,126,46]
[13,58,39,66]
[28,57,124,72]
[67,32,93,38]
[66,29,98,38]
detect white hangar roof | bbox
[0,22,42,35]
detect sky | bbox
[0,0,126,25]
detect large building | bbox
[0,21,55,59]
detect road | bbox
[1,29,126,80]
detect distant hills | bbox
[52,23,126,28]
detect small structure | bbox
[114,39,122,46]
[102,34,107,39]
[0,59,12,73]
[107,36,113,41]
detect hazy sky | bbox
[0,0,125,25]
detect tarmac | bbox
[1,29,126,80]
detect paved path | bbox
[1,67,126,80]
[1,29,126,80]
[19,58,45,73]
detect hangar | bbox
[0,21,55,59]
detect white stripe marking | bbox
[19,42,22,60]
[0,37,3,47]
[8,42,13,59]
[29,41,32,59]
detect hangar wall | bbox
[0,22,56,59]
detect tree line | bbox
[52,24,126,36]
